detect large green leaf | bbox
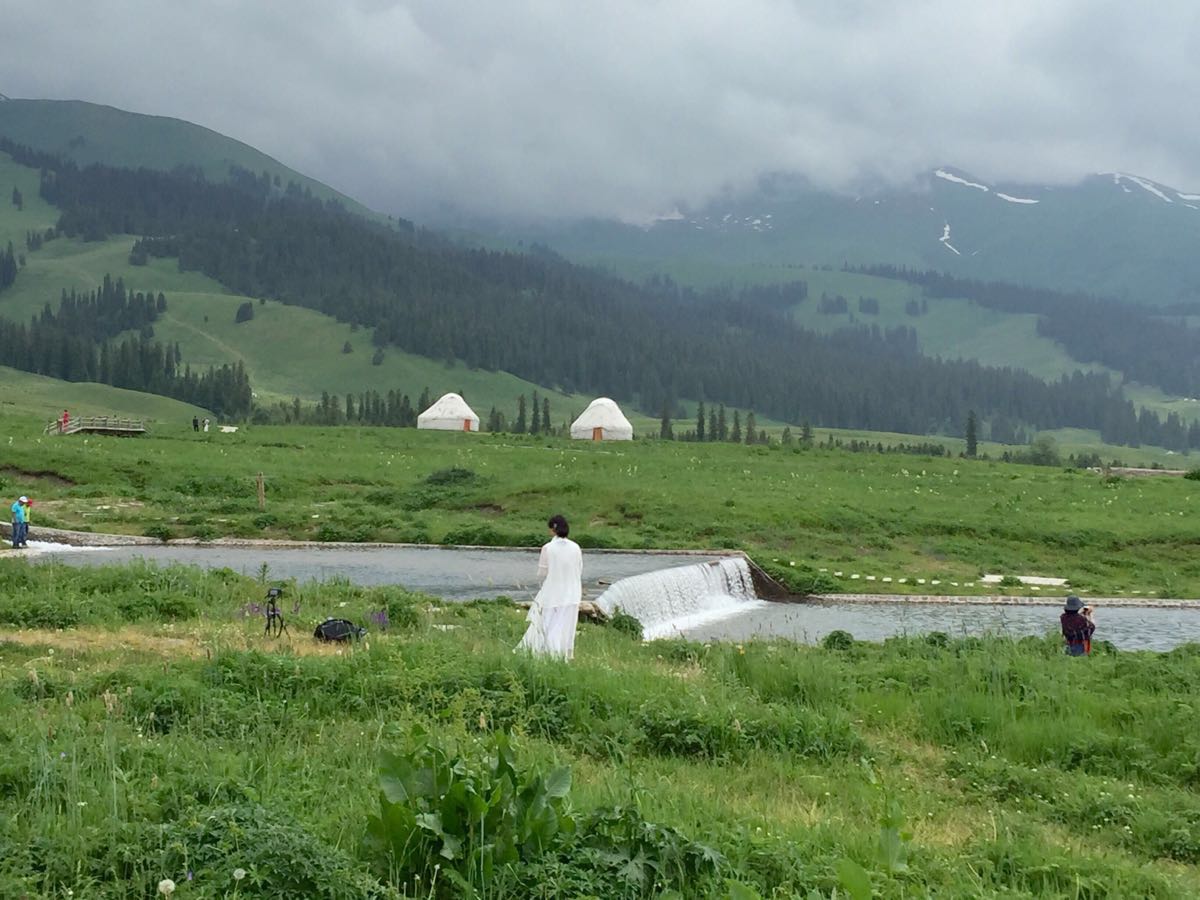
[836,858,873,900]
[544,766,572,798]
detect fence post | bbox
[257,472,266,510]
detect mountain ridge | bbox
[489,164,1200,306]
[0,97,382,222]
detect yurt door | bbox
[463,419,472,431]
[592,427,603,441]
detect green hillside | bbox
[0,149,57,250]
[0,364,206,423]
[0,98,382,222]
[0,232,592,416]
[594,257,1107,381]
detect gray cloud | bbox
[3,0,1199,222]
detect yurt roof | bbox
[418,392,479,422]
[570,397,633,432]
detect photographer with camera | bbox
[1060,595,1095,656]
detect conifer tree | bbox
[515,394,527,433]
[696,401,705,442]
[530,390,541,434]
[708,408,718,441]
[966,410,978,458]
[745,412,757,444]
[660,403,673,440]
[731,410,742,443]
[542,397,550,435]
[717,405,728,441]
[800,421,813,447]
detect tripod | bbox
[264,587,289,637]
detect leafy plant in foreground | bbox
[364,727,574,895]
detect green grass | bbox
[0,365,206,423]
[2,561,1200,897]
[2,420,1199,598]
[0,150,58,252]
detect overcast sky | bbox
[3,1,1199,223]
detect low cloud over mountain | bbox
[3,1,1200,222]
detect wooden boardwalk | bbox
[44,416,147,437]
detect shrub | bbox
[822,630,855,651]
[424,466,478,486]
[160,803,390,899]
[607,609,644,638]
[754,558,837,595]
[143,523,172,542]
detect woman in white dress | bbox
[517,514,583,659]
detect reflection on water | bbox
[685,601,1200,652]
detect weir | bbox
[595,557,767,639]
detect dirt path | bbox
[1,625,365,658]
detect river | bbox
[28,543,1200,651]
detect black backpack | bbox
[314,618,367,642]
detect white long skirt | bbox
[517,603,580,660]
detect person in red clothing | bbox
[1060,595,1095,656]
[59,409,70,433]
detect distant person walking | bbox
[192,416,200,432]
[59,409,70,433]
[10,495,29,548]
[517,514,583,659]
[202,417,210,433]
[1061,595,1095,656]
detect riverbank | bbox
[9,525,1200,609]
[3,423,1200,598]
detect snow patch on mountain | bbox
[1178,192,1200,201]
[939,223,960,255]
[1112,173,1173,203]
[996,192,1038,205]
[935,169,989,192]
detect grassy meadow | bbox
[3,560,1200,897]
[0,417,1198,598]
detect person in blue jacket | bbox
[10,495,29,548]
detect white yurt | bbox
[417,392,480,432]
[570,397,634,441]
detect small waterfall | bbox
[595,557,765,639]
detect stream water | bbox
[28,543,1200,651]
[30,543,724,602]
[684,599,1200,653]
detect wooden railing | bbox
[44,416,147,436]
